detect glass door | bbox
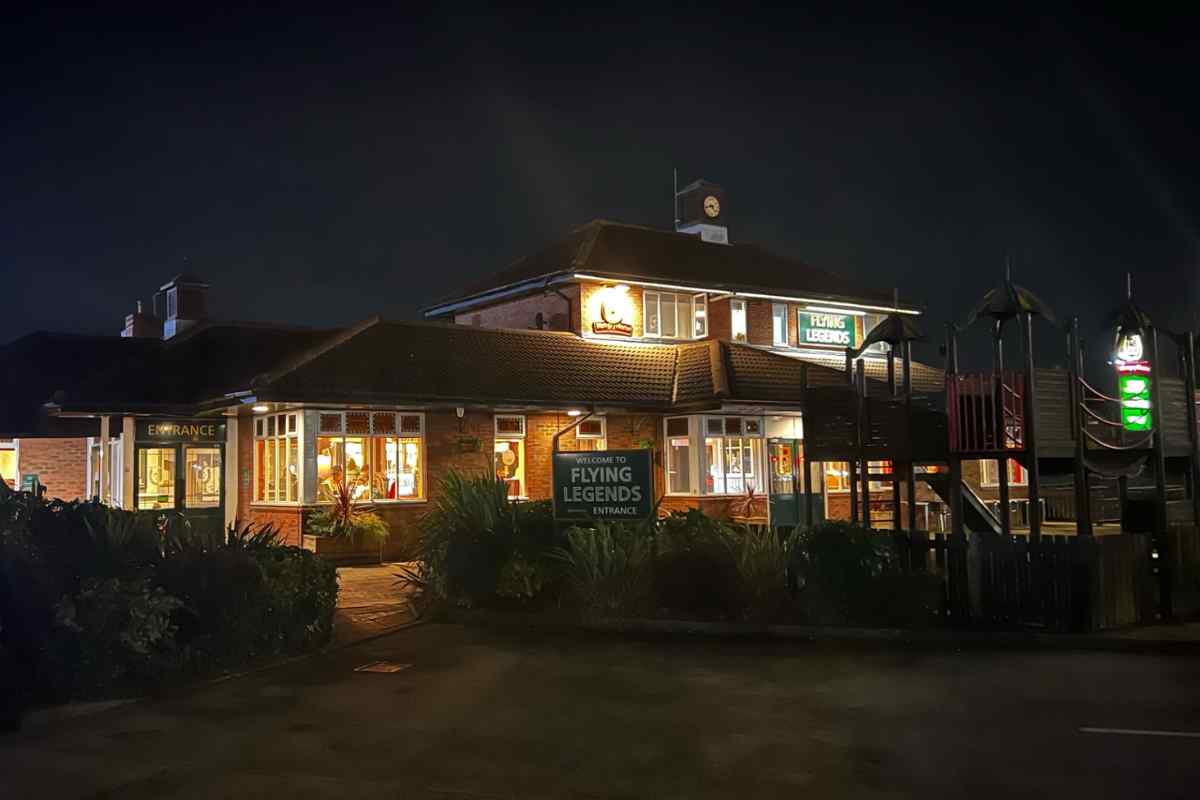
[136,447,177,511]
[767,439,799,527]
[183,446,222,509]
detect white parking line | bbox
[1080,727,1200,739]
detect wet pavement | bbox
[3,623,1199,798]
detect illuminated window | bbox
[730,299,747,342]
[772,303,789,345]
[574,417,607,452]
[825,461,891,493]
[702,416,765,495]
[643,291,708,339]
[315,411,424,503]
[255,412,300,503]
[0,439,17,489]
[980,458,1027,486]
[494,414,526,498]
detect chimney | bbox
[674,178,729,245]
[158,272,210,339]
[121,299,163,339]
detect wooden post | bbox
[97,415,110,505]
[1021,311,1043,543]
[849,460,859,525]
[903,339,917,533]
[993,320,1011,536]
[1182,331,1200,531]
[949,457,964,537]
[1070,317,1093,536]
[858,362,872,530]
[802,448,814,527]
[1148,327,1172,619]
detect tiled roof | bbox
[428,219,903,312]
[782,347,944,394]
[0,317,941,435]
[259,322,683,408]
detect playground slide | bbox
[918,472,1003,534]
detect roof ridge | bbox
[251,315,382,391]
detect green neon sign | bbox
[1119,373,1152,431]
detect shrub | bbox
[731,525,798,622]
[550,521,654,617]
[653,510,742,619]
[0,491,338,715]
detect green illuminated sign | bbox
[1119,373,1152,431]
[797,312,859,348]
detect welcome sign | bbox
[553,449,653,521]
[798,312,859,348]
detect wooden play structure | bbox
[801,275,1200,628]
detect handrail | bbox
[1077,376,1121,403]
[1083,429,1153,451]
[1079,402,1123,427]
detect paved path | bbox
[3,624,1199,798]
[332,562,419,646]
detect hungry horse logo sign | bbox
[591,285,634,336]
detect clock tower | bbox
[674,178,729,244]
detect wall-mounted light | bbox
[567,409,583,417]
[455,407,465,419]
[251,404,269,413]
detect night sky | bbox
[4,7,1198,371]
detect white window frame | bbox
[575,416,606,440]
[85,437,123,505]
[730,299,747,342]
[313,410,426,504]
[701,415,766,496]
[825,460,891,493]
[772,303,789,346]
[494,414,526,438]
[254,411,302,505]
[664,416,699,495]
[981,458,1028,487]
[494,414,527,499]
[643,291,708,340]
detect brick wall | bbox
[454,287,581,333]
[18,438,87,501]
[708,297,731,341]
[962,457,1029,501]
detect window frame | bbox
[824,460,892,493]
[494,414,528,499]
[664,416,698,495]
[643,291,708,340]
[980,458,1028,487]
[665,415,765,497]
[730,299,747,342]
[313,410,426,504]
[771,303,789,346]
[575,416,606,440]
[0,438,18,490]
[254,412,302,505]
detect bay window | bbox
[666,415,764,496]
[315,411,424,503]
[494,414,526,498]
[644,291,708,339]
[255,412,299,503]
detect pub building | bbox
[1,181,980,561]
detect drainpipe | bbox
[543,276,574,333]
[550,410,594,521]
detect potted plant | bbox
[303,481,389,562]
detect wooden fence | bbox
[886,530,1157,631]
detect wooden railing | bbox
[947,371,1025,453]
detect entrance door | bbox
[135,443,224,534]
[768,439,799,527]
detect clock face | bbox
[703,195,720,218]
